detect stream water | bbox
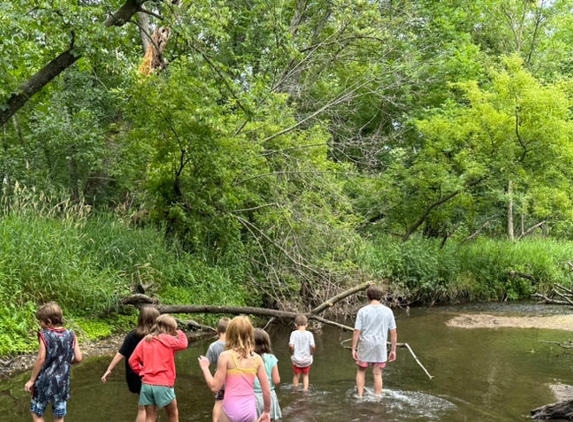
[2,301,573,421]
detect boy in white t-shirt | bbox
[289,315,315,392]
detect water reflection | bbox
[2,301,573,421]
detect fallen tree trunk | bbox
[113,281,434,379]
[121,280,375,321]
[531,400,573,420]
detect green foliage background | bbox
[3,0,573,355]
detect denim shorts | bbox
[30,398,67,418]
[139,383,176,408]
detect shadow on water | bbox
[2,301,573,421]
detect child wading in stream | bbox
[24,301,83,422]
[129,314,188,422]
[198,315,272,422]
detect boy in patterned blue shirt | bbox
[24,302,82,422]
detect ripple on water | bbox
[280,386,458,422]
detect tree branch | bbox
[0,48,80,127]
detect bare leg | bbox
[164,398,179,422]
[355,366,367,397]
[213,400,223,422]
[136,404,146,422]
[302,373,309,391]
[145,405,157,422]
[54,417,63,422]
[372,365,383,395]
[217,409,232,422]
[293,373,300,391]
[31,413,45,422]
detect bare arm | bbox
[72,333,82,364]
[271,364,280,386]
[351,329,361,361]
[24,339,46,393]
[199,353,227,392]
[101,352,124,382]
[388,329,397,362]
[256,355,271,422]
[128,344,143,376]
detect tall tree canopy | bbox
[3,0,573,306]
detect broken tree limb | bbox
[404,342,435,379]
[540,340,573,350]
[533,284,573,307]
[120,293,159,306]
[508,271,536,282]
[310,280,374,314]
[532,293,570,305]
[551,288,573,306]
[557,284,573,296]
[155,304,299,319]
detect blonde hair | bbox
[225,316,254,358]
[36,302,64,326]
[146,314,178,341]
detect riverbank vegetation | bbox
[1,188,572,356]
[3,0,573,356]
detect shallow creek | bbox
[2,301,573,421]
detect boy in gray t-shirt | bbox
[351,285,397,397]
[205,317,230,422]
[289,315,315,392]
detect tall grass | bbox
[359,236,573,304]
[0,185,249,355]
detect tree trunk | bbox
[508,180,514,241]
[0,49,80,127]
[0,0,149,128]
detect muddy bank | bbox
[446,313,573,331]
[0,334,125,381]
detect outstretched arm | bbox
[199,353,226,393]
[101,352,125,382]
[24,339,46,393]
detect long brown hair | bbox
[254,328,272,355]
[135,307,160,337]
[225,316,255,358]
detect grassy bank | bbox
[0,210,250,356]
[360,237,573,304]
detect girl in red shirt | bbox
[129,314,188,422]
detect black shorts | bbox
[214,389,225,401]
